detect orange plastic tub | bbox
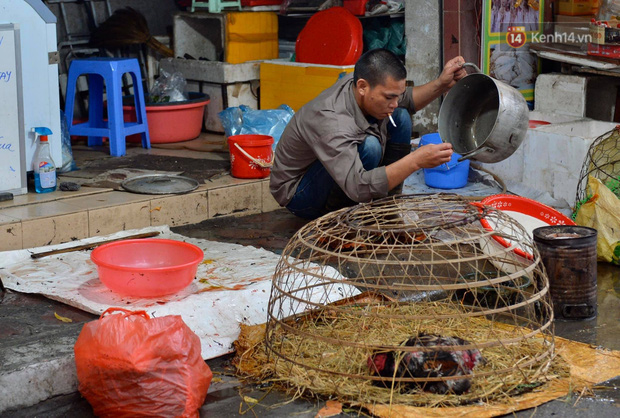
[91,238,204,298]
[125,92,210,144]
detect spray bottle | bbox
[32,127,57,193]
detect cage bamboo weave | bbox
[576,125,620,206]
[265,194,556,405]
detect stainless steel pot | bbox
[438,63,529,163]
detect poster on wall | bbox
[481,0,544,102]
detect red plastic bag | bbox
[74,308,212,417]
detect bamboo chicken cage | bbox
[261,194,561,407]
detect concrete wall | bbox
[535,73,619,121]
[406,0,480,135]
[406,0,441,136]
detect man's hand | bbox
[385,142,453,190]
[438,56,467,91]
[411,56,467,112]
[412,142,453,169]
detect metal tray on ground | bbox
[121,174,199,195]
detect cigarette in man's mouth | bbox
[389,114,397,127]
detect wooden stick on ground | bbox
[30,231,161,259]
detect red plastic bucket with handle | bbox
[228,134,274,179]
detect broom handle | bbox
[30,231,161,259]
[147,37,174,57]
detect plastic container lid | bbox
[295,7,363,66]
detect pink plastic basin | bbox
[90,238,204,298]
[124,92,210,144]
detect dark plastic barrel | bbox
[533,225,598,320]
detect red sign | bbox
[506,26,527,48]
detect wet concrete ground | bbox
[2,209,619,417]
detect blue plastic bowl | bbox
[418,133,470,189]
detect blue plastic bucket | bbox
[419,132,442,147]
[419,133,470,189]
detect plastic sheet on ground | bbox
[0,226,354,360]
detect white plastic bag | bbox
[149,69,187,103]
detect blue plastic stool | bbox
[64,58,150,157]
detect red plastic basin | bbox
[479,194,576,260]
[125,92,210,144]
[343,0,368,15]
[90,238,204,298]
[295,7,363,65]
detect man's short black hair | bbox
[353,49,406,87]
